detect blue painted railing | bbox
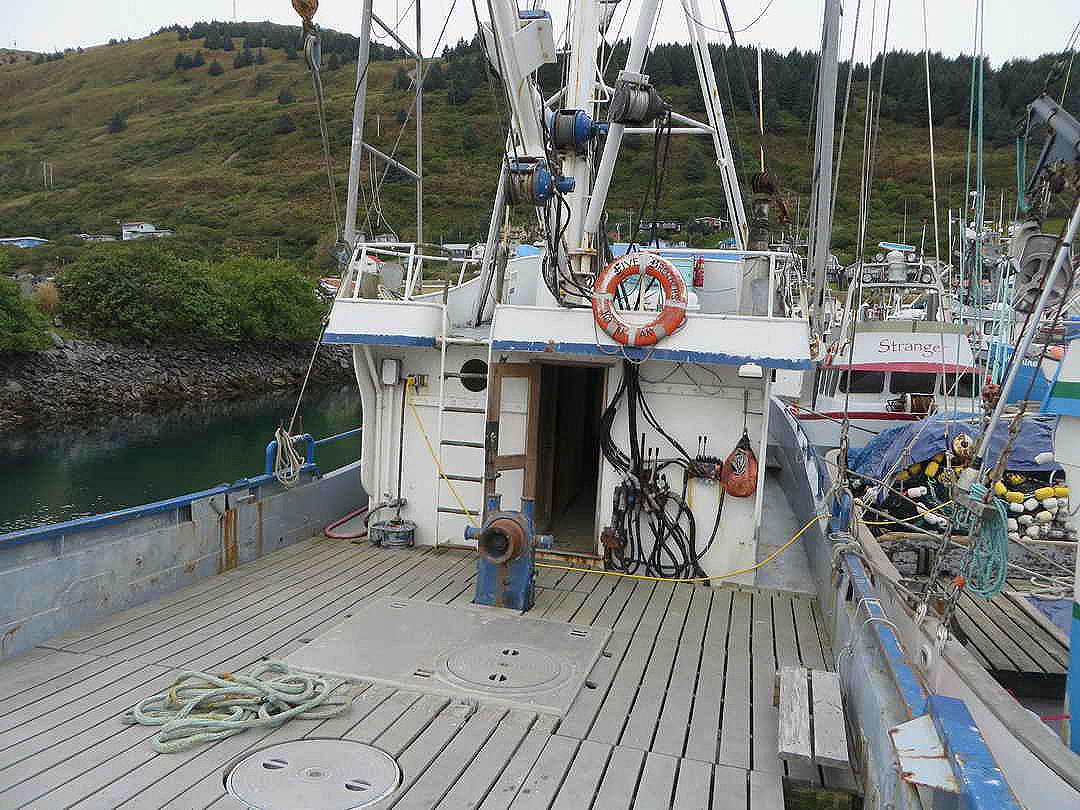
[0,427,363,549]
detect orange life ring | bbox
[592,252,688,346]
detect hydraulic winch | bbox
[465,495,552,611]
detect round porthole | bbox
[460,359,488,393]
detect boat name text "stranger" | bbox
[877,339,943,358]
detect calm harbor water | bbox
[0,385,362,534]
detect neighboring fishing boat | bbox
[796,245,979,450]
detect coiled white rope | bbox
[122,661,350,753]
[274,425,306,488]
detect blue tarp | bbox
[848,413,1061,490]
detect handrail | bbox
[1,427,364,548]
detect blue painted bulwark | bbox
[928,694,1020,809]
[1071,606,1080,754]
[322,333,436,347]
[490,339,813,369]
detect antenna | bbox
[233,1,237,22]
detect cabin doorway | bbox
[535,363,605,556]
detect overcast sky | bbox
[8,0,1079,66]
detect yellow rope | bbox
[535,513,828,583]
[405,379,480,526]
[861,500,955,526]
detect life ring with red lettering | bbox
[592,252,688,347]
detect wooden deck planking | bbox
[718,590,753,769]
[0,539,844,809]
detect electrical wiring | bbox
[537,513,828,583]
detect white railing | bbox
[337,242,480,302]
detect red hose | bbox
[324,505,370,539]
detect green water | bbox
[1,385,362,535]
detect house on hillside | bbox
[121,222,174,241]
[0,236,49,249]
[75,233,117,243]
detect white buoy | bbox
[1024,498,1039,512]
[1007,518,1018,531]
[1025,525,1042,538]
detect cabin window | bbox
[940,373,975,398]
[889,372,936,394]
[838,370,885,394]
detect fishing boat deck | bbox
[0,537,856,809]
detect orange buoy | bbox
[592,252,688,347]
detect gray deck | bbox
[953,589,1070,678]
[0,537,852,809]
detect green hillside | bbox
[0,25,1061,271]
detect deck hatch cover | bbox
[285,597,611,715]
[225,739,401,809]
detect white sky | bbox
[7,0,1079,66]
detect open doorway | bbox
[534,363,605,556]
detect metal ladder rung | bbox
[443,474,483,483]
[441,440,484,448]
[442,406,485,414]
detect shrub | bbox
[208,60,224,76]
[107,111,127,133]
[327,53,340,71]
[273,113,296,135]
[57,247,322,344]
[32,280,59,317]
[0,278,49,352]
[277,87,294,105]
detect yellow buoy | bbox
[1053,485,1069,498]
[925,461,940,478]
[1005,491,1025,504]
[992,480,1007,497]
[1033,486,1056,501]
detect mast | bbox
[563,0,601,279]
[415,0,424,245]
[343,0,375,247]
[580,0,664,240]
[808,0,842,344]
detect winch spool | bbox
[609,70,667,124]
[507,158,576,206]
[549,109,600,153]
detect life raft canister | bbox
[591,252,688,347]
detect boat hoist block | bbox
[466,495,552,611]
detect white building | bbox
[120,222,174,241]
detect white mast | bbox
[564,0,601,279]
[343,0,375,248]
[581,0,664,241]
[808,0,842,344]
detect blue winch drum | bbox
[370,519,416,548]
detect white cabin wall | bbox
[364,344,489,547]
[596,360,765,582]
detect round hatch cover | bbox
[441,643,567,692]
[225,739,401,810]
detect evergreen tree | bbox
[192,51,205,67]
[285,45,298,61]
[256,48,267,65]
[107,111,127,133]
[178,27,189,41]
[327,52,340,71]
[424,63,446,91]
[274,113,296,135]
[277,87,295,105]
[208,60,224,76]
[393,66,411,91]
[223,36,235,52]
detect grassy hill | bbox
[0,28,1028,271]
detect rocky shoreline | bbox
[0,337,354,432]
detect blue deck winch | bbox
[465,495,552,611]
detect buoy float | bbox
[592,252,688,346]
